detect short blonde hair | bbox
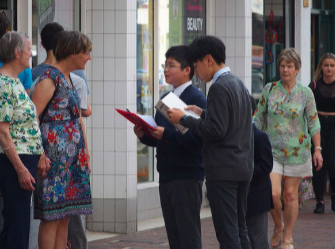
[55,31,92,61]
[277,48,301,70]
[314,53,335,80]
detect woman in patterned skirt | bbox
[31,31,92,249]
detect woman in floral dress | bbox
[253,48,322,249]
[31,31,92,249]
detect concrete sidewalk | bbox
[88,195,335,248]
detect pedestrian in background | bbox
[0,31,45,249]
[309,52,335,214]
[168,35,253,249]
[253,48,322,249]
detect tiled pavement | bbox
[88,195,335,248]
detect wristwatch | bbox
[180,115,188,126]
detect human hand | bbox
[167,108,185,124]
[134,125,144,138]
[313,149,323,171]
[150,126,164,140]
[37,153,51,178]
[185,105,202,116]
[17,166,36,191]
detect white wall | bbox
[84,0,138,234]
[295,0,311,86]
[207,0,252,92]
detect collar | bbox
[213,66,231,84]
[173,80,192,97]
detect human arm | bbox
[0,122,36,190]
[31,78,55,177]
[305,87,322,170]
[312,132,322,171]
[72,74,91,117]
[134,125,158,147]
[163,94,206,147]
[169,84,230,140]
[31,78,56,118]
[253,83,272,130]
[81,97,92,117]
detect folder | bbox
[155,92,200,134]
[115,109,157,138]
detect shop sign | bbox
[183,0,206,45]
[169,0,206,46]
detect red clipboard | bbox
[115,109,157,138]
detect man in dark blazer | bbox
[247,96,273,249]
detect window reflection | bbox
[32,0,81,67]
[137,0,154,183]
[158,0,206,99]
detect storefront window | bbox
[158,0,206,98]
[32,0,81,67]
[137,0,154,183]
[263,0,285,84]
[251,0,264,100]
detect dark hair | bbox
[0,12,10,38]
[187,35,226,64]
[249,95,257,115]
[165,45,194,80]
[54,31,92,61]
[40,22,64,51]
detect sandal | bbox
[281,240,294,249]
[270,223,284,248]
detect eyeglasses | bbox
[161,64,181,70]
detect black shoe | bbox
[313,202,325,214]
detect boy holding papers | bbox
[133,45,206,249]
[167,36,253,249]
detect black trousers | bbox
[312,115,335,202]
[0,154,39,249]
[246,212,269,249]
[159,179,203,249]
[206,180,251,249]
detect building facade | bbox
[3,0,334,233]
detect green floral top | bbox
[0,74,43,154]
[253,80,320,165]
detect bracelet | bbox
[314,146,322,151]
[3,144,15,151]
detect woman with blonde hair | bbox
[309,53,335,214]
[32,31,92,249]
[253,48,322,249]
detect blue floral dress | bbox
[34,66,92,221]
